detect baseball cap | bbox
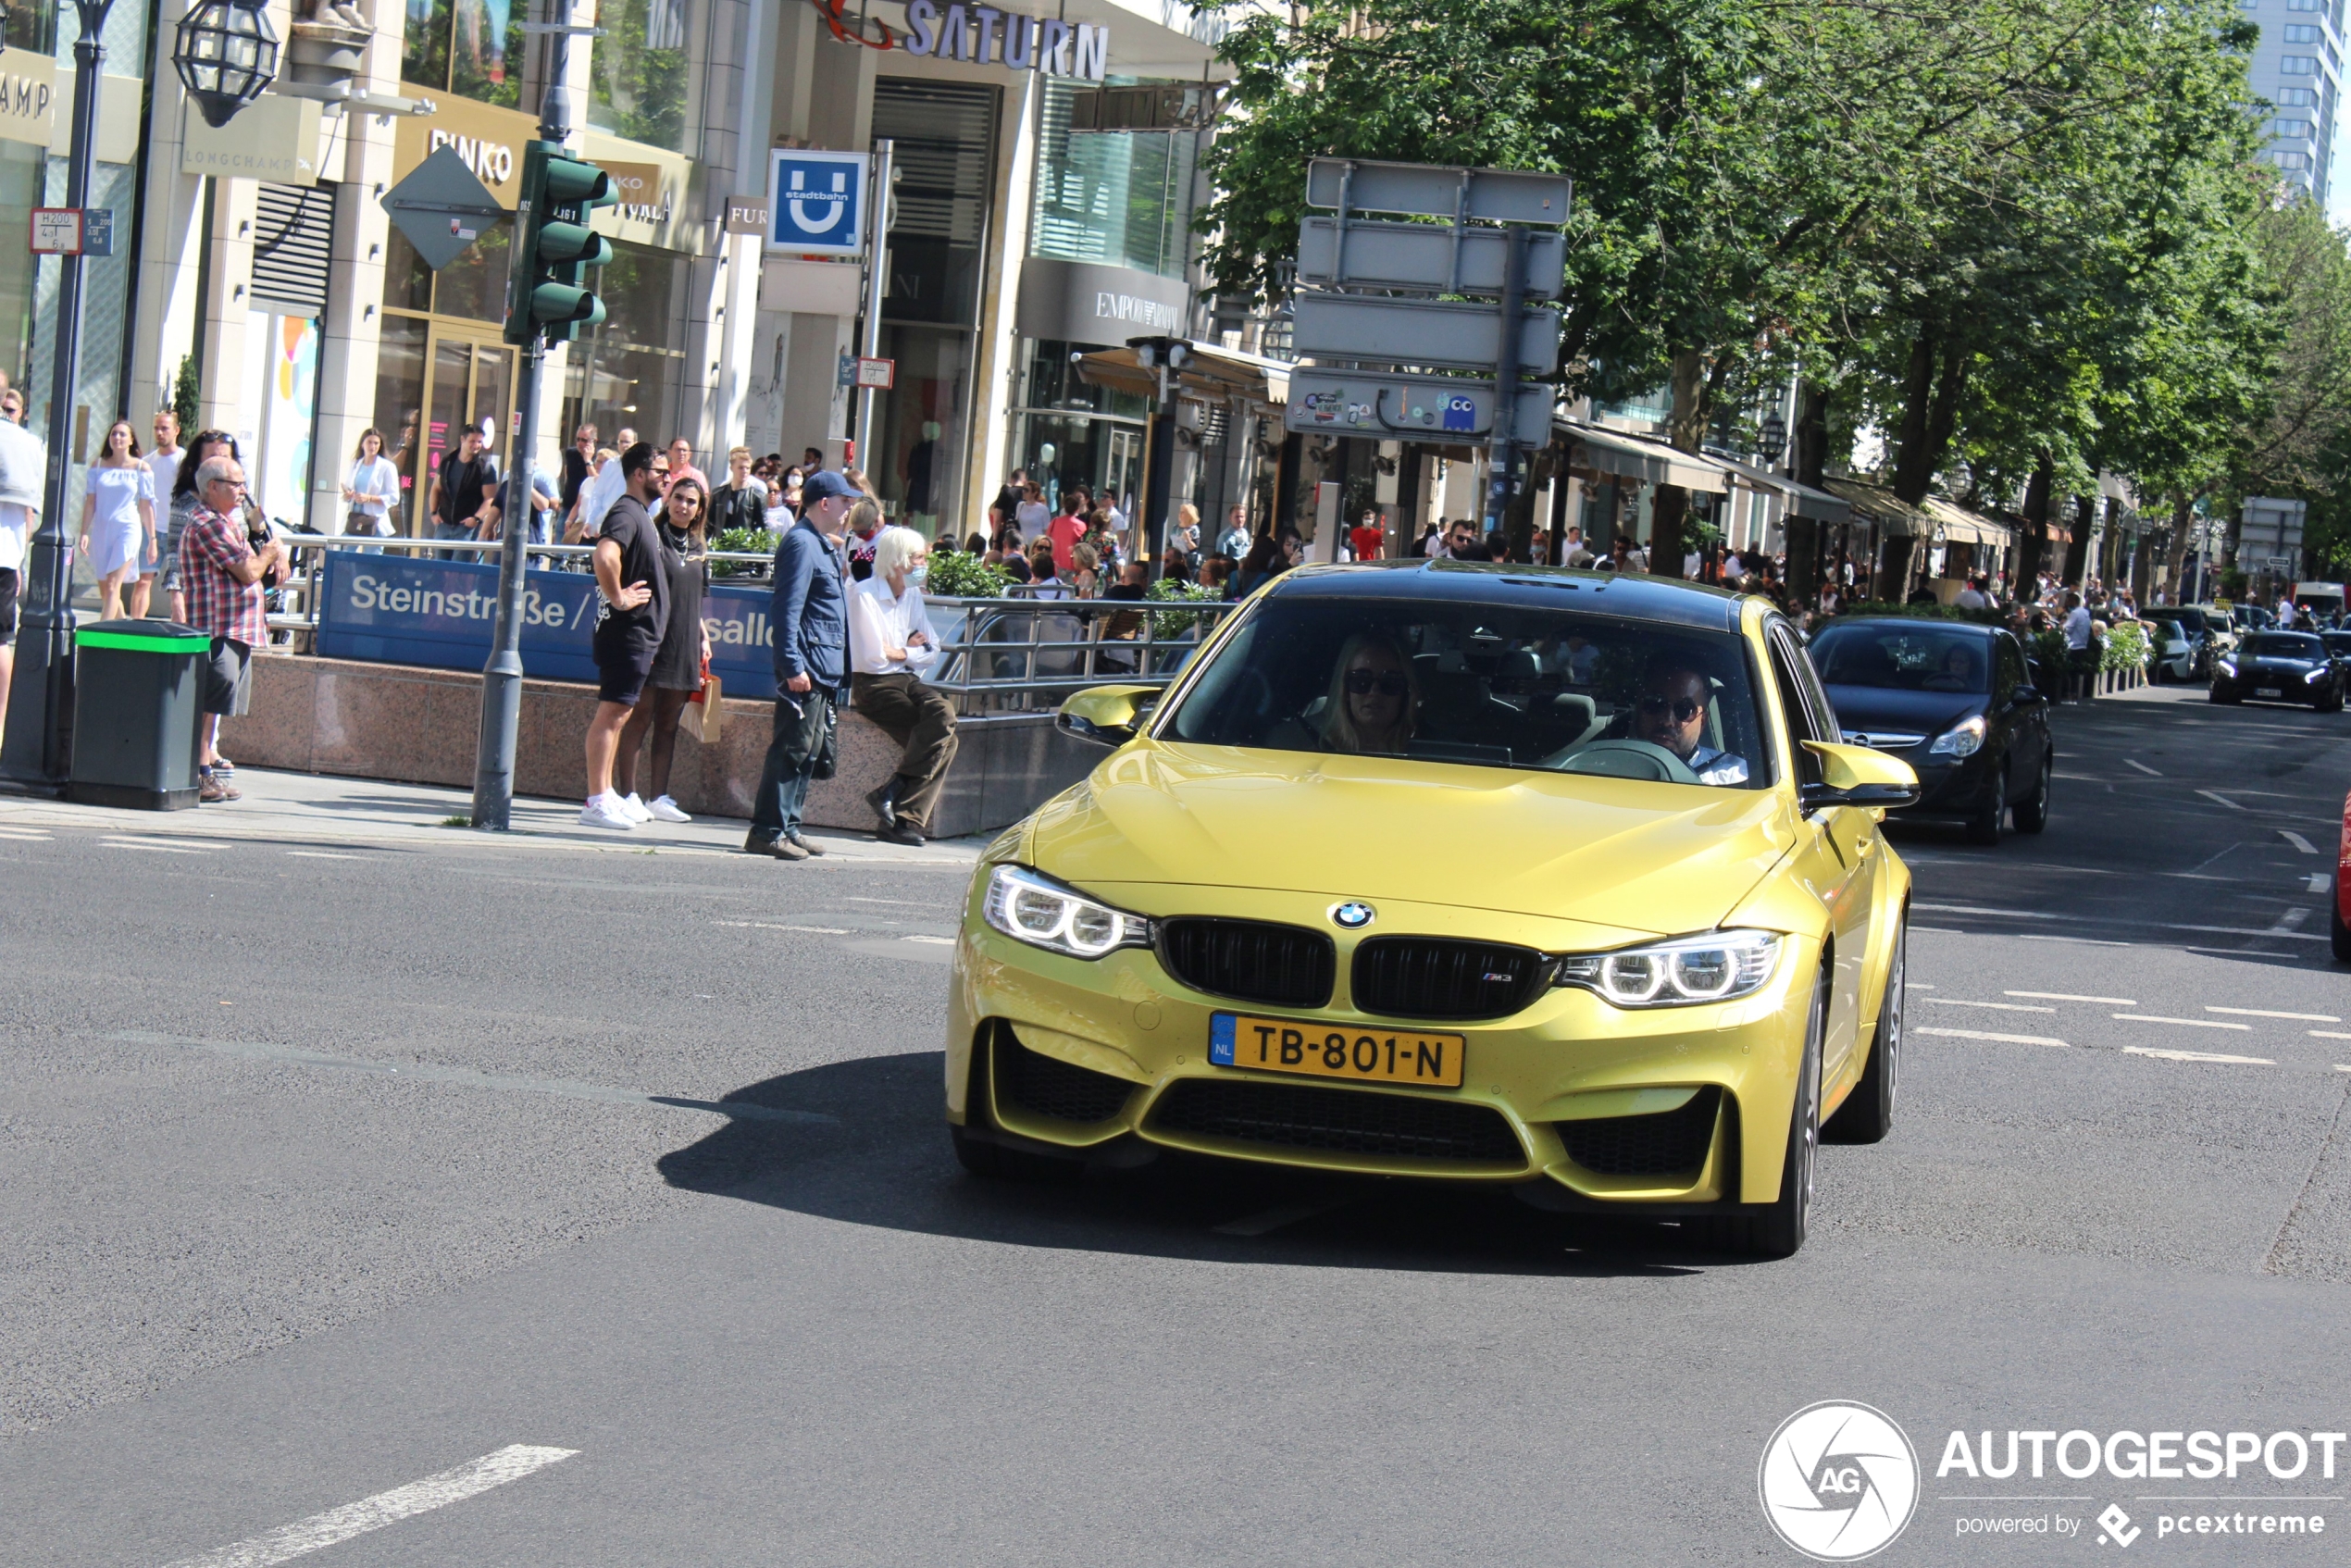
[801,469,859,503]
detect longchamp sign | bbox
[317,553,784,702]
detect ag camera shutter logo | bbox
[1759,1401,1921,1561]
[766,150,866,255]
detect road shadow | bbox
[657,1051,1738,1277]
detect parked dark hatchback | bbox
[2210,631,2346,711]
[1807,618,2053,844]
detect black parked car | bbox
[1808,617,2054,845]
[2209,630,2346,711]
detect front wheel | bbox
[2010,749,2052,834]
[1824,920,1903,1144]
[1711,971,1822,1259]
[1965,766,2007,846]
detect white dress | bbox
[84,463,154,578]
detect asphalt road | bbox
[3,684,2348,1567]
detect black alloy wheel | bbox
[2010,748,2052,835]
[1711,967,1824,1259]
[1824,921,1902,1144]
[1966,765,2007,846]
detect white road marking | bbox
[1213,1200,1348,1236]
[2208,1006,2339,1022]
[2009,990,2136,1005]
[2112,1014,2254,1031]
[1927,998,2057,1014]
[904,934,956,945]
[2275,908,2312,931]
[844,896,937,907]
[2311,873,2335,894]
[2196,790,2246,811]
[2124,759,2162,777]
[1917,1027,2069,1048]
[1913,902,2060,919]
[2312,1031,2351,1041]
[2121,1046,2275,1066]
[157,1443,578,1568]
[0,826,55,840]
[1908,982,1935,989]
[104,840,212,855]
[2280,829,2320,854]
[2017,933,2131,947]
[714,920,852,934]
[285,851,375,862]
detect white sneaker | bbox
[619,792,654,823]
[647,794,691,823]
[578,795,637,831]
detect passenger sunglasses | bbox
[1345,669,1410,697]
[1638,695,1703,723]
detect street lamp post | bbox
[0,0,280,786]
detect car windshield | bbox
[2147,616,2193,641]
[2241,632,2324,660]
[1158,594,1771,789]
[1808,624,1993,695]
[2200,612,2232,632]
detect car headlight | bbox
[1927,715,1987,757]
[2217,659,2235,678]
[1554,929,1783,1008]
[2306,667,2328,684]
[981,865,1151,959]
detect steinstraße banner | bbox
[316,553,783,701]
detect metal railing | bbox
[251,534,1239,712]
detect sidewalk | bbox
[0,767,988,865]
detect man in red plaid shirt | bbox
[179,455,287,803]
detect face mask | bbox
[905,566,928,588]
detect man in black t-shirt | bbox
[580,443,671,830]
[429,425,501,557]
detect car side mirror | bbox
[1057,684,1158,747]
[2011,684,2041,704]
[1799,740,1922,813]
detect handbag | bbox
[680,668,723,743]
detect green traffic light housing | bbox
[506,140,621,346]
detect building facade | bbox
[2242,0,2344,205]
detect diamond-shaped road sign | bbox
[380,145,510,271]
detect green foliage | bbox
[171,355,198,436]
[2101,620,2151,672]
[1147,576,1222,638]
[708,527,769,579]
[925,551,1013,599]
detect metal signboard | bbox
[379,145,508,272]
[724,195,770,236]
[766,148,867,255]
[81,208,113,256]
[1297,216,1565,299]
[1305,157,1573,225]
[854,356,895,389]
[29,206,81,255]
[1285,369,1553,446]
[1292,292,1560,375]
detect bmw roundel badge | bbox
[1329,902,1376,930]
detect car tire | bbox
[2010,749,2052,834]
[1711,969,1823,1259]
[1965,767,2007,846]
[1824,921,1902,1145]
[2333,895,2351,964]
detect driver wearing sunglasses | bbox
[1632,663,1748,784]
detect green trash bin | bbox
[68,619,211,810]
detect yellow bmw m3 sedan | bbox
[945,563,1918,1257]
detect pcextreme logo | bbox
[1760,1400,1922,1562]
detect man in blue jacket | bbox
[746,469,857,859]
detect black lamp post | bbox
[0,0,277,787]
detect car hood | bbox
[1821,684,1984,740]
[2231,654,2323,672]
[1027,740,1798,940]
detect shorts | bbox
[201,636,253,716]
[593,630,657,707]
[0,566,18,645]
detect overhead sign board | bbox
[1285,370,1553,446]
[1292,293,1560,375]
[1305,158,1573,225]
[1296,216,1565,300]
[766,149,867,255]
[379,145,509,272]
[28,207,80,255]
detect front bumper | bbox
[946,884,1818,1209]
[1892,748,1997,819]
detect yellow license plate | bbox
[1208,1013,1465,1088]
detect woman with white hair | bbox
[849,523,957,846]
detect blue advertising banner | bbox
[316,552,781,701]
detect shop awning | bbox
[1919,497,2015,548]
[1074,341,1290,408]
[1820,479,1939,538]
[1554,418,1734,493]
[1706,452,1854,525]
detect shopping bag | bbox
[682,670,723,743]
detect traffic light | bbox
[505,140,617,346]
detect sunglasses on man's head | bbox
[1637,694,1703,723]
[1345,669,1410,697]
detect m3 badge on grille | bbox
[1329,902,1375,929]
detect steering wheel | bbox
[1545,739,1702,785]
